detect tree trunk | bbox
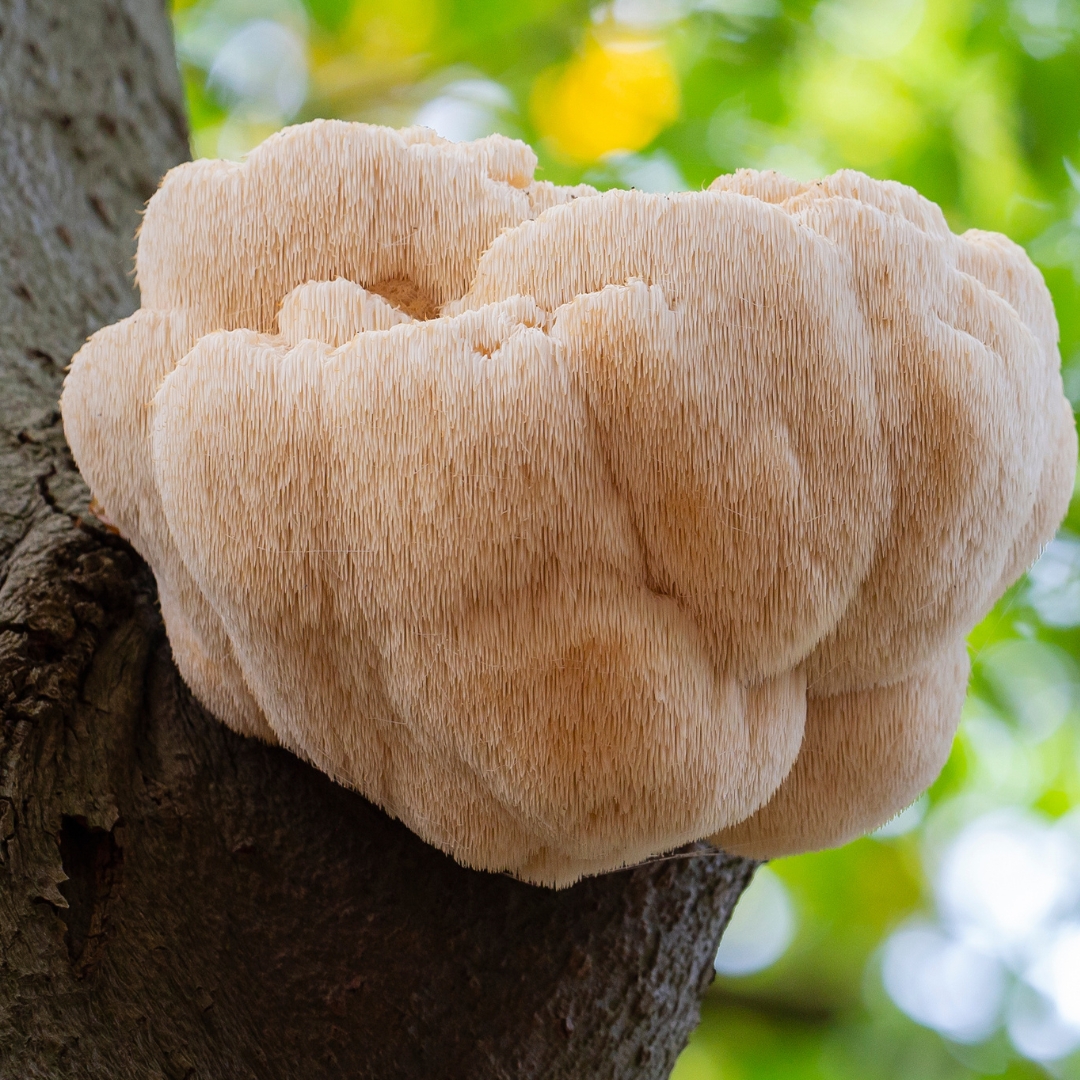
[0,1,754,1076]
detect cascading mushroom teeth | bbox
[61,121,1076,887]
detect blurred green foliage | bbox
[172,1,1080,1075]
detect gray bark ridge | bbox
[0,1,755,1077]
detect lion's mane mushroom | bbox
[61,120,1076,887]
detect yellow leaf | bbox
[532,34,679,163]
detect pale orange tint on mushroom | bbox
[60,121,1076,887]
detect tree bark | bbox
[0,2,755,1076]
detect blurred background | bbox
[168,0,1080,1076]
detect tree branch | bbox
[0,2,754,1076]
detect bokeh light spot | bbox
[714,866,796,976]
[531,33,679,162]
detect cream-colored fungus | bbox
[61,120,1076,886]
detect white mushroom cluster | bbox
[61,121,1076,887]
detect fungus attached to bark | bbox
[61,120,1076,887]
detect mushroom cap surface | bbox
[61,120,1077,886]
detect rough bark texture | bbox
[0,1,755,1076]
